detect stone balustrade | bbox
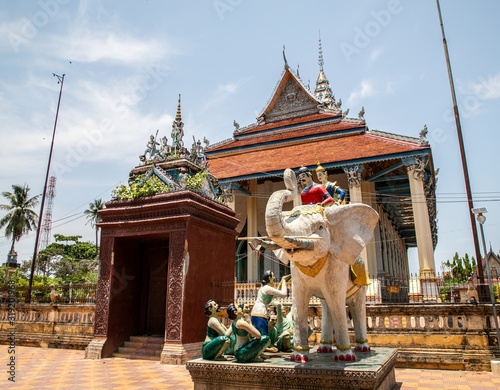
[1,299,498,370]
[0,304,94,349]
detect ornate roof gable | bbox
[257,67,321,124]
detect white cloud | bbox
[217,83,238,94]
[54,32,167,64]
[348,79,376,106]
[201,77,252,112]
[469,73,500,100]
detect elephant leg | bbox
[323,290,356,361]
[317,299,333,353]
[348,286,370,352]
[289,286,311,363]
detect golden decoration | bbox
[295,254,328,278]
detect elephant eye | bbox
[318,225,324,230]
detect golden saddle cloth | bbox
[350,262,371,286]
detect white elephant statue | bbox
[262,168,379,362]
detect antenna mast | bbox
[435,0,483,286]
[27,73,65,303]
[40,176,56,250]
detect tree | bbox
[84,198,104,254]
[443,252,477,284]
[36,234,98,284]
[0,184,40,255]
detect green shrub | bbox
[112,175,171,200]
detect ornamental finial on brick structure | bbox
[175,94,182,122]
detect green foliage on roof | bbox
[111,174,172,200]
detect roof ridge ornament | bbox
[358,106,365,122]
[282,45,289,70]
[419,124,429,145]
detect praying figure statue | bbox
[202,299,232,360]
[227,303,270,363]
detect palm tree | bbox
[0,184,40,256]
[84,198,104,254]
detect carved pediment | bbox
[264,74,320,123]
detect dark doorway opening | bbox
[139,240,168,337]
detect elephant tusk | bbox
[283,237,315,250]
[255,239,282,250]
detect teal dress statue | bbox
[227,303,270,363]
[201,300,231,360]
[232,322,270,363]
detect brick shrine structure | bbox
[85,98,239,364]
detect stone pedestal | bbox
[160,341,203,364]
[186,347,398,390]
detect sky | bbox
[1,0,499,276]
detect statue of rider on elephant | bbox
[257,167,379,362]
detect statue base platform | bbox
[186,347,398,390]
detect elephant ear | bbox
[326,203,379,265]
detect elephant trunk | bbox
[265,188,293,248]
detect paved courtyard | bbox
[2,346,500,389]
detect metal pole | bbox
[478,221,500,351]
[26,73,65,303]
[435,0,484,291]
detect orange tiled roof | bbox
[239,112,342,135]
[208,132,428,181]
[207,119,363,153]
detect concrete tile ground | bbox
[2,346,499,389]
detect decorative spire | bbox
[175,94,182,122]
[282,45,289,70]
[171,94,185,152]
[318,34,324,73]
[314,35,336,110]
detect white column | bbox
[360,181,380,279]
[247,179,259,282]
[343,164,370,273]
[405,158,436,277]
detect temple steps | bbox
[112,336,164,361]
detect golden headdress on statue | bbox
[315,159,326,173]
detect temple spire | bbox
[314,34,336,110]
[175,94,182,122]
[318,35,324,72]
[171,94,185,152]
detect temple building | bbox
[206,44,438,286]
